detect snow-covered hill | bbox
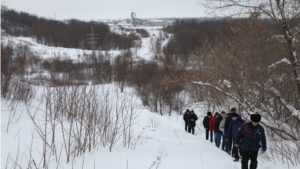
[2,26,169,62]
[1,84,296,169]
[1,25,298,169]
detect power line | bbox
[86,26,98,51]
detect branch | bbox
[193,81,252,113]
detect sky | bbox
[3,0,207,21]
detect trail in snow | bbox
[1,97,297,169]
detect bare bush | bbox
[192,2,300,165]
[260,140,300,167]
[1,43,14,97]
[5,78,35,105]
[19,84,141,166]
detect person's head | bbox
[251,113,261,126]
[231,113,238,121]
[221,111,226,118]
[230,107,236,113]
[207,112,212,118]
[185,109,190,114]
[191,110,194,114]
[225,113,230,118]
[215,112,219,117]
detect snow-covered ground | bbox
[1,26,298,169]
[2,26,168,62]
[1,84,297,169]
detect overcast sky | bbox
[4,0,207,21]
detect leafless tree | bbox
[192,4,300,164]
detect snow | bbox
[3,36,94,61]
[223,79,231,88]
[2,84,299,169]
[132,26,169,60]
[2,26,167,62]
[287,105,300,119]
[149,20,164,23]
[1,23,299,169]
[268,58,291,69]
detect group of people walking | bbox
[183,109,198,134]
[183,108,267,169]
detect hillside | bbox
[2,5,300,169]
[2,85,297,169]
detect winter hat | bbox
[191,110,194,113]
[231,108,236,112]
[207,112,212,116]
[221,111,226,114]
[214,112,219,116]
[231,113,238,117]
[251,114,261,122]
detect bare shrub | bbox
[19,84,141,165]
[1,43,14,97]
[5,78,35,104]
[136,29,149,38]
[261,140,300,167]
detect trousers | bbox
[241,151,258,169]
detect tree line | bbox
[1,6,138,50]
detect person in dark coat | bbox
[183,109,190,131]
[235,114,266,169]
[224,107,237,154]
[214,112,223,148]
[188,110,198,134]
[226,112,245,161]
[203,112,212,141]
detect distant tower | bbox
[86,26,98,51]
[131,12,136,26]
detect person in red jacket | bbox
[209,112,217,143]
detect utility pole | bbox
[86,26,98,51]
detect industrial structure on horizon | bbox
[99,12,214,27]
[130,12,173,27]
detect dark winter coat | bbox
[235,122,267,152]
[226,117,245,139]
[188,114,198,127]
[183,113,189,122]
[224,113,233,135]
[214,116,223,134]
[203,116,211,129]
[209,116,217,131]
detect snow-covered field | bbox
[1,26,298,169]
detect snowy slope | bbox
[2,25,169,62]
[1,25,298,169]
[1,84,297,169]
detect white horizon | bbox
[3,0,207,21]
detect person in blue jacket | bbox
[226,112,245,161]
[235,113,267,169]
